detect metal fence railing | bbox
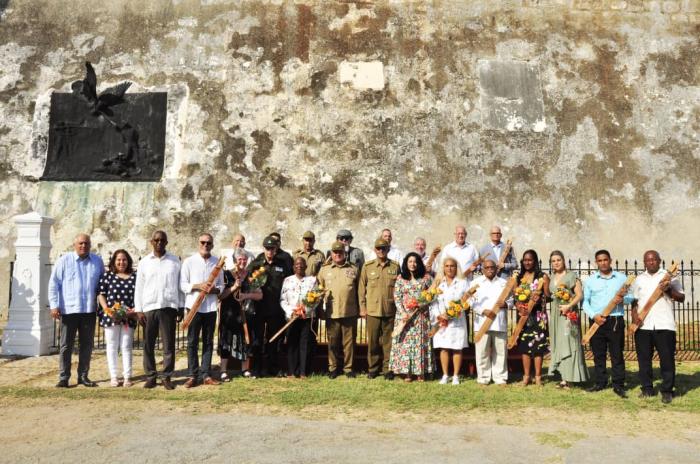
[19,258,700,354]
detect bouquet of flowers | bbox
[564,309,579,337]
[444,299,470,321]
[513,281,536,303]
[247,266,267,290]
[104,301,128,323]
[553,284,572,305]
[429,298,470,337]
[297,284,325,318]
[404,286,442,313]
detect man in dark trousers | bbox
[247,235,293,376]
[582,250,628,398]
[631,250,684,403]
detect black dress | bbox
[97,271,137,329]
[218,270,255,360]
[516,273,549,356]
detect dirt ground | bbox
[1,353,699,464]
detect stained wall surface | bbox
[0,0,698,312]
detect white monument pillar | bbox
[2,212,55,356]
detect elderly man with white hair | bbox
[479,225,518,278]
[49,233,105,388]
[432,225,479,280]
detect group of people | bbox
[48,224,684,403]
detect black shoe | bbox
[55,379,69,388]
[661,392,673,404]
[613,386,627,399]
[328,371,340,379]
[586,384,607,393]
[276,371,286,378]
[345,371,356,378]
[638,389,655,399]
[384,372,395,381]
[162,377,175,390]
[367,372,379,379]
[78,376,98,387]
[143,377,157,389]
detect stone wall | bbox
[0,0,698,313]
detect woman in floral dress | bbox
[389,252,434,382]
[515,249,551,386]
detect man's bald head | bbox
[73,233,91,258]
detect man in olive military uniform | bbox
[326,229,365,272]
[247,235,293,377]
[317,241,360,378]
[359,238,400,380]
[293,231,325,277]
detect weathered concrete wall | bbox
[1,0,699,313]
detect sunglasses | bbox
[200,241,213,246]
[376,247,389,251]
[337,236,351,240]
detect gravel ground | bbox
[1,353,699,463]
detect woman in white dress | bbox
[431,257,469,385]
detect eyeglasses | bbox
[200,241,213,246]
[264,246,276,251]
[337,236,351,241]
[490,232,502,235]
[376,247,389,251]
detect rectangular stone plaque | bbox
[41,92,167,181]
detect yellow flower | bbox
[518,294,527,302]
[524,289,531,296]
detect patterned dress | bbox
[97,271,137,328]
[389,275,434,375]
[516,274,549,356]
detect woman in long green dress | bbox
[548,250,590,388]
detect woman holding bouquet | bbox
[547,250,589,388]
[430,257,469,385]
[97,249,138,387]
[280,257,318,378]
[389,252,434,382]
[218,248,262,381]
[515,249,551,386]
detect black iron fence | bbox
[39,258,700,354]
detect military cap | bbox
[262,235,278,248]
[302,231,315,239]
[336,229,353,239]
[330,241,346,252]
[374,238,390,248]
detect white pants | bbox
[475,331,508,384]
[104,324,134,380]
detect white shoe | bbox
[452,376,460,385]
[439,375,449,385]
[110,378,120,387]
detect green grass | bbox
[1,363,699,417]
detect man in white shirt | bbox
[135,230,184,390]
[469,260,513,385]
[368,228,404,264]
[432,225,479,278]
[631,250,685,403]
[181,233,225,388]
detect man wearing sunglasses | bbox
[180,233,225,388]
[327,229,365,272]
